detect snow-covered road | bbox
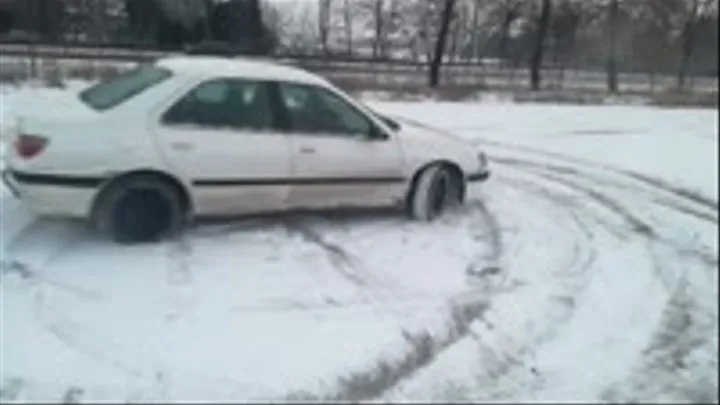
[1,89,717,403]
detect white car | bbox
[3,56,490,243]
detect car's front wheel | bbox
[96,176,186,244]
[408,164,464,221]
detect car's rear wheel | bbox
[408,164,463,222]
[96,176,185,244]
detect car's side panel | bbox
[288,135,407,209]
[390,121,485,183]
[153,127,294,215]
[148,78,293,216]
[272,82,407,209]
[4,77,190,219]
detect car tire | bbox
[408,165,463,222]
[97,176,186,244]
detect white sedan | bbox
[3,56,490,243]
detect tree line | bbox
[0,0,717,91]
[299,0,718,90]
[0,0,274,53]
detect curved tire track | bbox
[381,140,716,402]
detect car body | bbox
[3,56,490,241]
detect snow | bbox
[1,86,718,403]
[368,102,719,201]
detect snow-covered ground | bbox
[1,85,717,403]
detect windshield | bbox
[79,65,172,111]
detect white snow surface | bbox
[1,86,718,403]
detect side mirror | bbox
[368,125,390,141]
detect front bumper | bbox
[467,170,491,183]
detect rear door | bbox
[152,78,292,215]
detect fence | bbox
[0,42,717,94]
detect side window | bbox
[163,79,274,131]
[278,83,373,137]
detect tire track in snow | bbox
[399,120,717,214]
[493,159,718,266]
[302,171,600,402]
[376,173,600,402]
[382,143,717,402]
[600,271,719,403]
[1,220,103,301]
[318,198,508,402]
[476,138,718,214]
[491,156,718,225]
[281,204,505,314]
[455,181,599,401]
[283,220,373,288]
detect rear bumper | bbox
[467,170,491,183]
[1,170,97,218]
[2,169,21,198]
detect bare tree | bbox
[281,0,319,54]
[530,0,552,91]
[605,0,619,93]
[498,0,524,66]
[319,0,331,54]
[429,0,457,87]
[448,20,460,62]
[469,0,483,61]
[419,3,436,62]
[637,0,717,89]
[549,0,581,87]
[676,0,713,88]
[260,0,292,53]
[342,0,353,55]
[372,0,385,58]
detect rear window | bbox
[79,65,172,111]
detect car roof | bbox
[156,56,330,87]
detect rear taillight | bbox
[14,134,49,160]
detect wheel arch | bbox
[405,160,466,206]
[90,169,193,227]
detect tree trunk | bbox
[373,0,384,59]
[429,0,457,88]
[470,0,480,62]
[499,2,521,68]
[530,0,552,91]
[319,0,331,55]
[606,0,619,93]
[499,12,513,66]
[343,0,353,55]
[677,0,700,89]
[248,0,265,53]
[448,20,461,63]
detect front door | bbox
[276,82,405,209]
[152,78,292,215]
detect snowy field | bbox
[1,84,718,403]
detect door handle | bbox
[300,147,316,154]
[171,142,194,152]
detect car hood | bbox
[391,115,471,147]
[381,115,482,174]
